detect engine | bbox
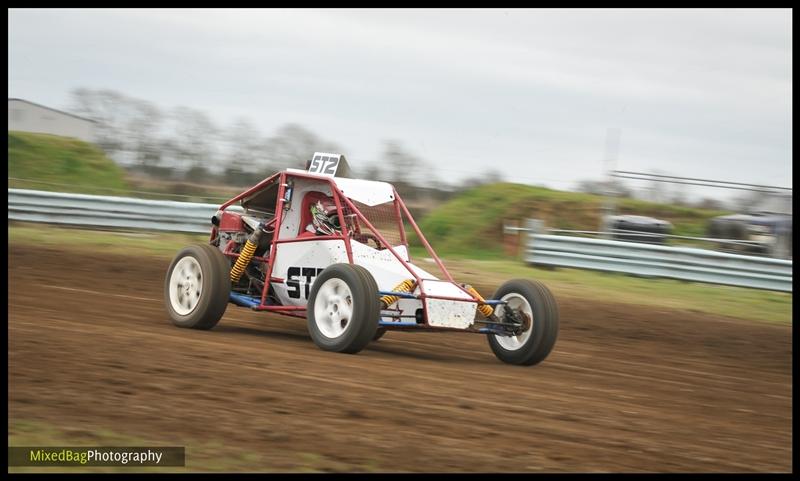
[211,210,274,297]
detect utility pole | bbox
[600,127,621,238]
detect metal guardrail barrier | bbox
[508,224,774,251]
[521,219,792,292]
[548,228,768,248]
[8,188,242,234]
[8,190,793,292]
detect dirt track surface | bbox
[8,245,792,472]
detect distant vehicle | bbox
[604,215,673,245]
[706,192,792,258]
[164,153,559,366]
[707,212,792,258]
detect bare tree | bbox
[170,106,218,173]
[68,88,365,187]
[69,88,127,156]
[219,117,266,185]
[423,165,446,191]
[669,181,688,206]
[69,88,166,170]
[486,169,506,184]
[225,117,261,171]
[126,99,163,168]
[696,197,724,210]
[359,162,383,182]
[576,179,605,195]
[383,140,420,187]
[263,123,342,170]
[649,171,666,203]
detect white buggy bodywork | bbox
[267,170,477,329]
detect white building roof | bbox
[8,98,96,123]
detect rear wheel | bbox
[487,279,559,366]
[164,244,231,330]
[307,264,380,354]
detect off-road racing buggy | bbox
[164,153,559,365]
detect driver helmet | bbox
[310,199,341,235]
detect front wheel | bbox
[307,264,380,354]
[487,279,559,366]
[164,244,231,330]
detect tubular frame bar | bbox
[217,169,491,317]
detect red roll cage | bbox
[211,170,483,316]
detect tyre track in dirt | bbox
[10,311,786,471]
[36,281,794,388]
[8,246,792,472]
[10,299,787,409]
[6,319,769,472]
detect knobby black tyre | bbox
[350,264,386,343]
[486,279,559,366]
[307,263,380,354]
[164,244,231,330]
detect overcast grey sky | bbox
[8,8,793,197]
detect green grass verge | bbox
[8,223,207,259]
[9,131,130,195]
[430,258,791,326]
[9,222,791,325]
[8,419,380,472]
[414,182,730,257]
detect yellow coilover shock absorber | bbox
[380,279,415,308]
[230,228,263,283]
[464,284,494,317]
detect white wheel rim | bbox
[494,293,534,351]
[169,256,203,316]
[314,278,354,339]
